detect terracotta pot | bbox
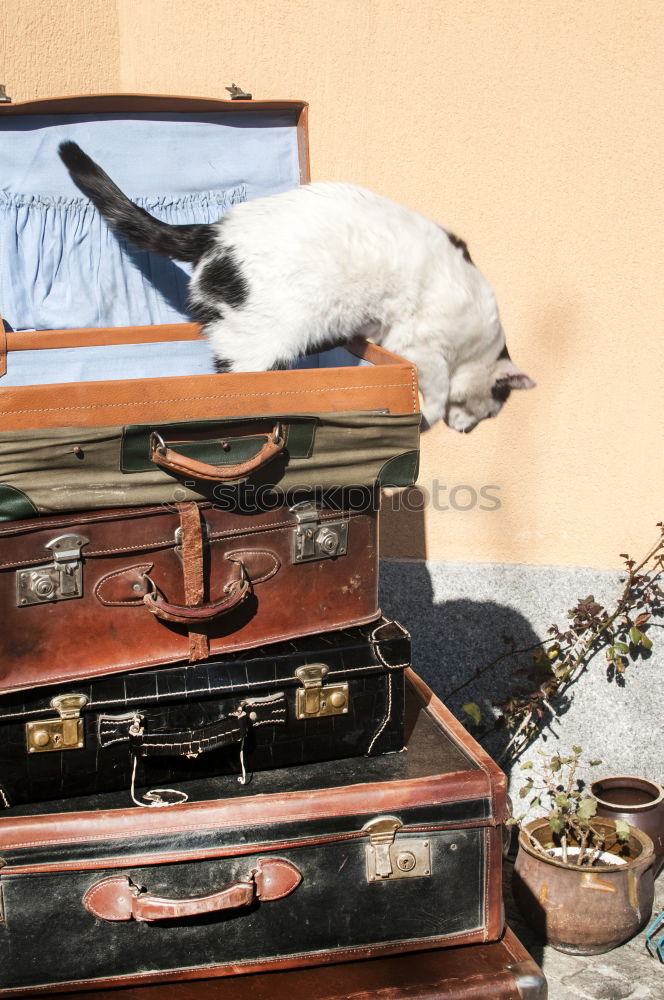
[512,817,655,955]
[590,775,664,877]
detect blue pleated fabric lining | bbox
[0,111,301,333]
[0,187,245,332]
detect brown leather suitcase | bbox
[48,926,547,999]
[0,671,509,996]
[0,498,380,695]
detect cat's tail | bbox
[58,141,216,263]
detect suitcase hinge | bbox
[291,502,348,563]
[294,664,349,719]
[16,533,89,606]
[25,694,88,753]
[363,815,432,881]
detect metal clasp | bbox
[363,815,432,882]
[291,502,348,563]
[16,533,89,606]
[294,664,349,719]
[26,694,88,753]
[225,83,252,100]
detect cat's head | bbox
[445,352,536,433]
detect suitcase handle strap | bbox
[142,559,250,624]
[149,422,285,482]
[125,692,287,758]
[82,858,303,922]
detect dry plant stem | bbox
[498,533,663,763]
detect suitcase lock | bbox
[363,816,432,881]
[16,533,89,606]
[294,664,349,719]
[291,502,348,563]
[26,694,88,753]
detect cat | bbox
[58,141,535,430]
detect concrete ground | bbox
[504,859,664,1000]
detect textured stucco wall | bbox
[1,0,661,569]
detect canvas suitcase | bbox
[0,498,380,695]
[0,94,421,520]
[58,926,547,1000]
[0,408,420,521]
[0,617,409,808]
[0,671,508,996]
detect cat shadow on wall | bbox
[378,560,573,773]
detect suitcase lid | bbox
[0,671,508,873]
[0,93,309,335]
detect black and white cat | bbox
[58,141,535,430]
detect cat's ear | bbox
[493,359,536,390]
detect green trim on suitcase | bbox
[120,418,318,473]
[377,450,420,488]
[0,484,39,522]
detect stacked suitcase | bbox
[0,93,545,998]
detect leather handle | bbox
[142,560,250,624]
[83,858,302,922]
[129,711,249,757]
[128,692,286,757]
[149,423,285,482]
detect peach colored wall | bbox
[1,1,661,569]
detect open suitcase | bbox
[0,94,420,521]
[0,617,409,808]
[0,671,508,996]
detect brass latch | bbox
[291,502,348,563]
[294,664,349,719]
[26,694,88,753]
[16,533,89,606]
[363,815,432,881]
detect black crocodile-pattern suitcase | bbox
[0,618,408,809]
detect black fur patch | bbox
[491,380,512,403]
[498,343,511,361]
[446,230,474,264]
[198,251,248,309]
[189,299,224,326]
[213,357,233,374]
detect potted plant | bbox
[510,747,656,954]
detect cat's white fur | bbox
[56,142,535,430]
[190,183,534,430]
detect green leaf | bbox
[550,756,562,773]
[614,820,630,841]
[640,633,653,650]
[520,761,534,770]
[629,627,643,646]
[548,813,564,833]
[588,760,602,767]
[571,745,582,755]
[614,642,629,654]
[577,797,598,821]
[462,702,481,726]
